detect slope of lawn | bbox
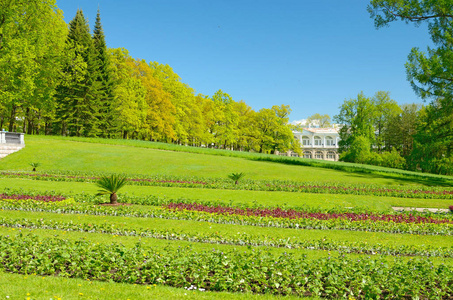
[1,135,452,186]
[1,135,453,298]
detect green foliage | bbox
[408,105,453,174]
[369,0,453,175]
[28,162,40,172]
[380,149,406,169]
[55,9,100,137]
[340,136,371,164]
[95,174,128,204]
[335,92,376,153]
[306,113,331,128]
[1,232,453,298]
[0,0,67,133]
[368,0,453,103]
[92,9,116,138]
[227,172,245,185]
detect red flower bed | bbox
[165,202,453,225]
[0,194,66,202]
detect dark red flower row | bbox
[164,202,453,224]
[0,194,66,202]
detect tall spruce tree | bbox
[55,9,100,137]
[92,9,116,137]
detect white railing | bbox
[0,132,25,144]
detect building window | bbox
[304,151,312,158]
[302,136,310,146]
[315,151,323,159]
[314,136,322,146]
[325,136,333,146]
[327,151,336,159]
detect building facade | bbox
[293,128,340,161]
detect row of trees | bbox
[336,0,453,174]
[0,1,300,154]
[2,0,452,174]
[334,91,418,169]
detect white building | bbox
[292,128,341,161]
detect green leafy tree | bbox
[306,113,331,128]
[95,174,128,204]
[369,0,453,173]
[211,90,238,149]
[372,91,401,152]
[233,101,260,151]
[368,0,453,103]
[255,105,295,154]
[109,48,147,139]
[0,0,67,133]
[385,103,420,157]
[334,92,376,153]
[408,103,453,174]
[150,62,204,145]
[340,135,371,164]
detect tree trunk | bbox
[110,192,118,205]
[8,104,16,132]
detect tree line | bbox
[336,1,453,175]
[0,1,300,154]
[2,1,452,175]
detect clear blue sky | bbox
[56,0,432,122]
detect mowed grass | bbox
[1,178,451,210]
[1,135,452,186]
[0,271,306,300]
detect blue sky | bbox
[56,0,432,122]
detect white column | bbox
[0,132,5,144]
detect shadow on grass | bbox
[248,156,453,187]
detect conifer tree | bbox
[56,9,100,137]
[92,9,116,137]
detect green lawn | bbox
[1,135,452,186]
[0,271,306,300]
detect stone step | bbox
[0,145,24,158]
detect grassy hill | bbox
[1,135,452,186]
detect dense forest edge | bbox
[1,1,453,176]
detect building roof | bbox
[303,127,339,134]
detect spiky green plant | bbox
[29,162,41,172]
[227,172,245,185]
[95,174,128,204]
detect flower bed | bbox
[0,193,66,202]
[3,171,453,199]
[165,202,453,225]
[1,200,452,235]
[1,216,452,258]
[0,233,452,299]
